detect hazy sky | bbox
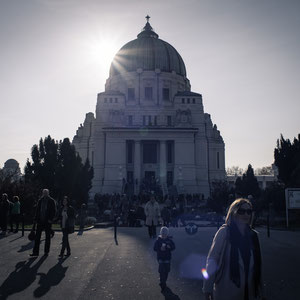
[1,0,299,172]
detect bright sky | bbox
[1,0,299,172]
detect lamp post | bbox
[178,166,183,193]
[119,165,123,193]
[267,201,270,238]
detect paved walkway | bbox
[0,227,299,299]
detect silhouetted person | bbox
[10,196,21,233]
[0,193,10,235]
[154,226,175,292]
[56,196,75,257]
[144,195,160,238]
[171,206,179,227]
[161,206,171,227]
[30,189,56,257]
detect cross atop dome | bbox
[137,15,159,39]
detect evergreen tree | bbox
[25,136,59,195]
[56,138,82,202]
[235,164,261,198]
[208,180,232,213]
[274,134,300,187]
[262,182,285,212]
[73,159,94,208]
[24,135,93,205]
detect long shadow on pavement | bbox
[9,236,23,243]
[33,257,68,298]
[17,239,45,253]
[0,256,47,299]
[0,234,8,240]
[162,286,181,300]
[17,241,35,253]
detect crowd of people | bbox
[0,193,21,235]
[0,190,86,257]
[0,189,267,299]
[94,192,207,227]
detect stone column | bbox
[134,140,141,195]
[160,140,167,185]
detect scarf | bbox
[229,222,261,298]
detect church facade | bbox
[73,18,225,198]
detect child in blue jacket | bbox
[153,226,176,291]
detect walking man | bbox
[30,189,56,257]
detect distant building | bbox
[2,159,21,180]
[227,174,277,190]
[73,17,225,197]
[227,164,278,190]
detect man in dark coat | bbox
[0,193,10,235]
[161,205,171,227]
[30,189,56,256]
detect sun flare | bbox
[86,34,120,71]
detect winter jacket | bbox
[34,196,56,224]
[56,206,75,231]
[144,200,160,226]
[203,225,264,300]
[154,236,175,262]
[0,199,10,216]
[161,207,171,222]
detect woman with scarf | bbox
[203,198,266,300]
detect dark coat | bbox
[56,206,75,230]
[161,207,171,222]
[34,196,56,224]
[154,236,175,261]
[0,199,10,216]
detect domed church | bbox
[73,16,225,198]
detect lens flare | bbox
[201,268,209,279]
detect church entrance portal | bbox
[145,171,155,181]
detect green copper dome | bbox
[109,18,187,78]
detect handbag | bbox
[28,223,36,241]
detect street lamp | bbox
[119,165,123,192]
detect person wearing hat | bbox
[154,226,176,292]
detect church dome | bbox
[4,159,19,169]
[109,17,187,78]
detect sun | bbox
[85,34,120,71]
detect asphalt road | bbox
[0,226,300,300]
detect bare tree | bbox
[255,166,274,175]
[226,166,244,176]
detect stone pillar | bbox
[134,140,141,195]
[160,140,167,185]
